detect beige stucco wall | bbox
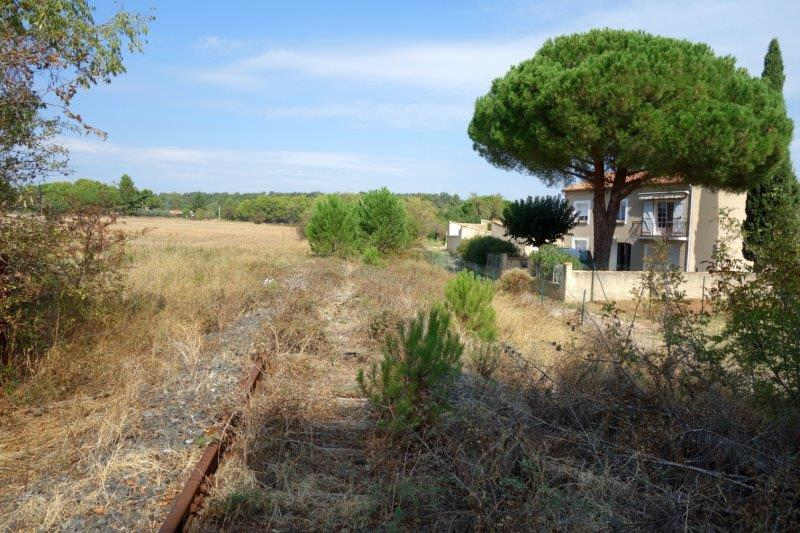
[559,263,720,302]
[687,187,747,271]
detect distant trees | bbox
[744,38,800,265]
[404,196,442,240]
[503,196,578,247]
[233,195,313,224]
[469,29,792,268]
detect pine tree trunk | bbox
[592,193,614,269]
[591,184,624,270]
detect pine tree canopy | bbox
[468,29,792,193]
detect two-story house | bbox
[563,177,747,272]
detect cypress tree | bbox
[744,38,800,264]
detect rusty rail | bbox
[158,363,263,533]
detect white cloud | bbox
[194,36,247,55]
[193,38,544,91]
[192,0,800,97]
[254,102,469,129]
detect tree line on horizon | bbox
[12,176,515,234]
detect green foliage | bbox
[469,28,793,268]
[457,236,518,266]
[361,245,384,266]
[0,0,150,189]
[530,245,582,279]
[441,193,507,223]
[357,306,463,432]
[404,196,442,240]
[743,38,800,264]
[503,195,578,247]
[233,194,313,224]
[358,188,410,253]
[0,211,126,380]
[38,179,120,213]
[444,271,497,341]
[117,174,138,213]
[469,28,791,192]
[761,38,785,92]
[711,209,800,404]
[306,195,361,257]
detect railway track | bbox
[158,362,264,533]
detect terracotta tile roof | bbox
[562,172,682,192]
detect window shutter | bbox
[642,200,655,232]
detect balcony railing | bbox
[639,218,688,238]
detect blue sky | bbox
[62,0,800,199]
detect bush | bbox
[444,271,497,341]
[306,195,361,257]
[498,268,533,293]
[457,236,518,265]
[708,211,800,404]
[359,188,409,253]
[357,306,463,432]
[361,245,383,266]
[0,210,126,380]
[529,244,582,279]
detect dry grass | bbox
[196,254,800,531]
[4,217,635,531]
[0,218,309,531]
[493,291,578,368]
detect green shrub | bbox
[529,244,582,279]
[498,268,533,293]
[357,306,463,432]
[359,188,409,253]
[709,211,800,404]
[306,195,361,257]
[361,245,383,266]
[444,271,497,341]
[0,210,126,380]
[457,236,518,265]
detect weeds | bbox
[467,341,501,379]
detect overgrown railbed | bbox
[195,241,800,531]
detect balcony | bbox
[638,218,688,238]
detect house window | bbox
[616,198,628,223]
[573,238,589,251]
[573,201,590,224]
[656,200,676,230]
